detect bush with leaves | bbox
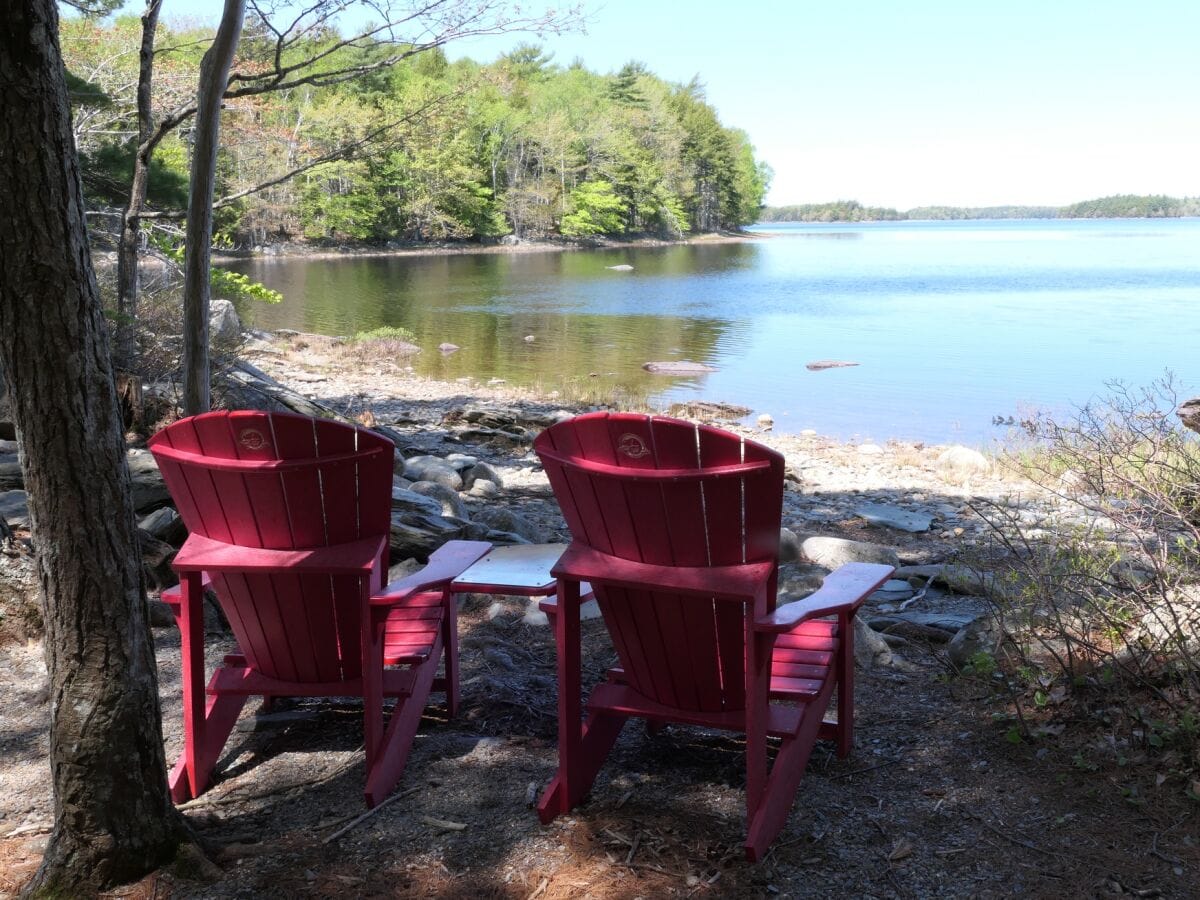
[964,377,1199,775]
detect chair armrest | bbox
[172,532,387,575]
[370,540,492,606]
[755,563,894,634]
[551,542,774,601]
[160,572,213,609]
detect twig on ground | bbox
[828,757,904,780]
[322,786,421,844]
[179,745,364,810]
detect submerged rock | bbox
[642,361,718,375]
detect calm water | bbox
[230,219,1200,445]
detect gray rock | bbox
[894,564,999,597]
[605,264,634,271]
[936,445,991,479]
[469,479,500,499]
[209,298,242,344]
[806,360,860,371]
[402,455,463,490]
[0,454,22,491]
[473,507,546,543]
[465,462,504,489]
[444,453,479,471]
[391,486,445,518]
[778,527,802,562]
[146,599,177,628]
[138,529,177,592]
[947,615,1000,669]
[126,449,170,513]
[0,490,29,529]
[438,343,461,353]
[800,535,900,570]
[389,512,467,560]
[456,426,532,449]
[854,617,897,670]
[642,361,718,375]
[139,506,185,545]
[481,528,533,546]
[410,481,469,520]
[855,502,933,533]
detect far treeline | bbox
[65,17,770,246]
[760,195,1200,222]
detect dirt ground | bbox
[3,599,1196,899]
[1,358,1197,898]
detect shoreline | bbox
[214,230,764,264]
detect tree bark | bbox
[181,0,244,416]
[114,0,163,371]
[0,2,183,894]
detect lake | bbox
[230,218,1200,445]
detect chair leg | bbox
[364,633,442,807]
[836,610,855,758]
[441,589,460,717]
[537,710,626,823]
[744,727,819,862]
[169,690,248,803]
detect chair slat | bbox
[270,415,327,547]
[314,419,360,545]
[191,415,262,548]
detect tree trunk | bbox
[114,0,164,371]
[181,0,244,416]
[0,2,183,894]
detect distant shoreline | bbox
[214,231,763,264]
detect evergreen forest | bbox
[63,16,771,248]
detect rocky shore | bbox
[4,329,1194,898]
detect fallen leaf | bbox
[888,839,914,862]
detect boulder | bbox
[410,481,469,520]
[855,502,933,533]
[936,445,990,479]
[438,343,461,353]
[472,507,546,543]
[805,360,859,371]
[800,535,900,570]
[642,361,717,375]
[464,462,504,489]
[391,486,446,518]
[0,490,29,529]
[402,456,463,490]
[469,479,500,499]
[126,449,171,513]
[139,529,178,592]
[389,511,468,560]
[209,298,242,345]
[138,506,187,546]
[456,426,532,449]
[778,527,802,562]
[0,454,21,491]
[947,615,1000,669]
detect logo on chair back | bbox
[617,433,650,459]
[237,428,268,451]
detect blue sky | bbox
[162,0,1200,208]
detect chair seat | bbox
[383,591,445,665]
[771,618,839,699]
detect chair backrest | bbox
[148,410,394,683]
[535,412,784,713]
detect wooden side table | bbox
[450,543,596,623]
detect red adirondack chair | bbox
[148,410,490,807]
[534,412,894,860]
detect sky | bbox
[161,0,1200,209]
